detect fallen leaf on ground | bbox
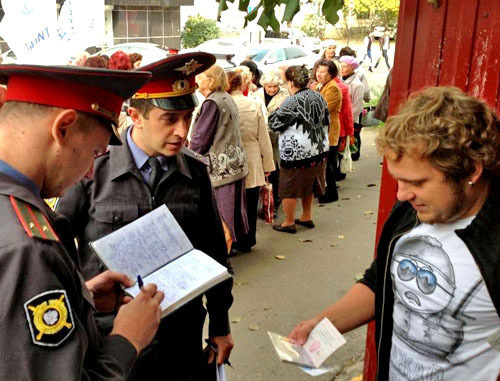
[366,183,377,187]
[264,306,272,311]
[235,281,249,286]
[298,238,313,242]
[354,272,364,281]
[341,197,350,200]
[275,255,286,260]
[231,316,242,323]
[330,243,339,247]
[337,235,345,239]
[351,375,363,381]
[363,210,374,215]
[318,204,325,207]
[248,324,260,331]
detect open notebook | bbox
[89,205,231,317]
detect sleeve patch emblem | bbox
[24,290,75,347]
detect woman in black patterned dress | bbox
[268,65,330,233]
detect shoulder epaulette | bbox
[10,196,60,242]
[181,146,209,166]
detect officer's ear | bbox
[51,109,78,145]
[128,107,144,129]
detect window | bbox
[285,47,306,60]
[266,49,286,64]
[111,7,181,49]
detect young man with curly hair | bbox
[289,86,500,380]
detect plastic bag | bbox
[258,181,274,224]
[340,136,353,174]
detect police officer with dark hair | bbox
[0,64,164,379]
[57,53,234,380]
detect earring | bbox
[468,181,474,186]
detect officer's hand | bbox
[86,270,134,312]
[208,334,234,365]
[111,283,164,353]
[288,318,320,346]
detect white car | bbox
[371,26,396,40]
[180,38,248,55]
[91,43,174,66]
[238,44,319,72]
[300,37,321,54]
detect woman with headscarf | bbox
[227,71,275,252]
[269,65,329,233]
[190,64,249,251]
[339,55,364,161]
[310,39,337,85]
[255,69,289,215]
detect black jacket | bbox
[0,173,137,380]
[57,131,233,380]
[359,177,500,380]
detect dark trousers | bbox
[319,146,339,203]
[375,49,391,69]
[268,168,280,210]
[236,186,260,250]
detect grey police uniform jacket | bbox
[56,129,233,339]
[0,173,137,380]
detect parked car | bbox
[180,38,248,55]
[264,28,304,45]
[91,42,175,66]
[238,44,319,72]
[300,37,322,54]
[370,26,396,40]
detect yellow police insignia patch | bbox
[24,290,74,347]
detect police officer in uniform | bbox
[0,65,165,379]
[57,53,234,380]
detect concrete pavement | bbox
[223,127,383,381]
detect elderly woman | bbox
[227,71,275,252]
[339,55,364,161]
[315,60,342,203]
[310,39,337,85]
[269,65,330,233]
[255,69,289,214]
[190,64,249,250]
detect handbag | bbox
[257,179,274,224]
[340,136,353,174]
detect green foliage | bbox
[215,0,344,31]
[300,13,326,39]
[181,15,221,49]
[353,0,399,28]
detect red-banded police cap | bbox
[134,52,216,111]
[0,64,152,145]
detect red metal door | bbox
[364,0,500,379]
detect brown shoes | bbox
[272,224,297,234]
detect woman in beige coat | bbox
[227,70,275,252]
[255,69,289,215]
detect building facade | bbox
[0,0,193,53]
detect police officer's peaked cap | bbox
[0,64,152,145]
[134,52,216,111]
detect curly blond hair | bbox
[376,86,500,181]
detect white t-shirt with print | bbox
[388,217,500,381]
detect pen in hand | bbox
[137,275,144,290]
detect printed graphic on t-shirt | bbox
[388,219,500,381]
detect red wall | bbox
[364,0,500,379]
